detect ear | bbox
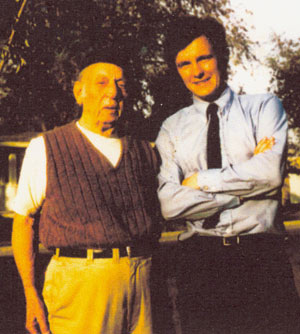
[73,81,85,105]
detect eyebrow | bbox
[94,76,125,83]
[176,54,214,68]
[196,54,214,61]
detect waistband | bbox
[55,245,153,259]
[179,233,286,248]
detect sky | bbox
[228,0,300,93]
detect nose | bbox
[192,61,204,79]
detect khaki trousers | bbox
[43,251,153,334]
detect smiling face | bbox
[175,35,223,101]
[74,62,127,136]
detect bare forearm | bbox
[12,214,37,292]
[12,214,50,334]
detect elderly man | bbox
[156,16,300,334]
[12,60,161,334]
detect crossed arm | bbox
[182,136,275,189]
[156,96,287,221]
[157,135,279,221]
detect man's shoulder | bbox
[233,91,283,115]
[162,103,194,128]
[126,135,154,150]
[43,121,76,138]
[236,91,280,106]
[126,136,159,167]
[27,135,45,152]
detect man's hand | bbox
[254,137,275,155]
[182,173,200,189]
[24,287,51,334]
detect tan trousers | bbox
[43,251,153,334]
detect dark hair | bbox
[76,47,133,82]
[165,16,230,81]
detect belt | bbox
[181,233,285,248]
[56,245,152,259]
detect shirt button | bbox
[203,186,209,191]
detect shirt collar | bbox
[193,86,233,115]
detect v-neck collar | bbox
[73,122,127,170]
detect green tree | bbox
[0,0,255,139]
[267,34,300,164]
[268,34,300,129]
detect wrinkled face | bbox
[175,35,222,101]
[75,63,127,133]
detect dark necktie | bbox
[206,103,221,168]
[203,103,221,229]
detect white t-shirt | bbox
[12,122,122,216]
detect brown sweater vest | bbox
[39,122,161,248]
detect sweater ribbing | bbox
[39,122,161,248]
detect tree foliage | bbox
[268,34,300,130]
[0,0,254,139]
[267,34,300,168]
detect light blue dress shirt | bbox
[156,86,287,238]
